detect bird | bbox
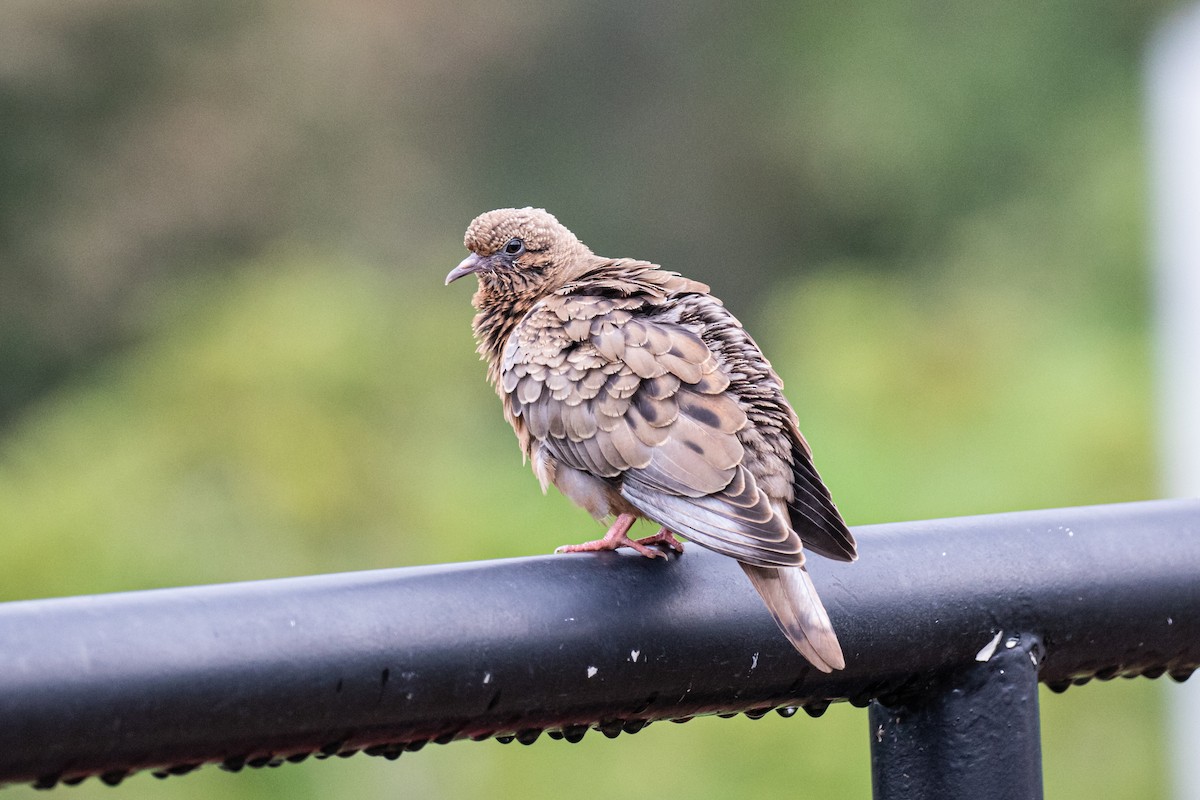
[445,207,857,672]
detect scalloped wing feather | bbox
[500,283,824,566]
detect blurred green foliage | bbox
[0,252,1166,798]
[0,0,1182,797]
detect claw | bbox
[634,527,685,555]
[555,513,672,559]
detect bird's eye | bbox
[504,238,525,256]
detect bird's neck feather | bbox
[470,272,552,380]
[469,252,606,370]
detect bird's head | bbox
[445,207,595,300]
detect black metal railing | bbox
[1,499,1198,797]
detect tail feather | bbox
[740,563,845,672]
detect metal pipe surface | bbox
[870,636,1044,800]
[0,499,1197,788]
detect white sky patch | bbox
[587,666,598,678]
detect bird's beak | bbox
[445,253,485,285]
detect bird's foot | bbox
[634,527,685,555]
[554,513,669,559]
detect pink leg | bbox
[634,527,685,555]
[554,514,671,559]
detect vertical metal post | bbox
[1148,6,1200,800]
[868,636,1043,800]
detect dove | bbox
[445,207,857,672]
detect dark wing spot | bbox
[685,404,720,429]
[634,393,662,424]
